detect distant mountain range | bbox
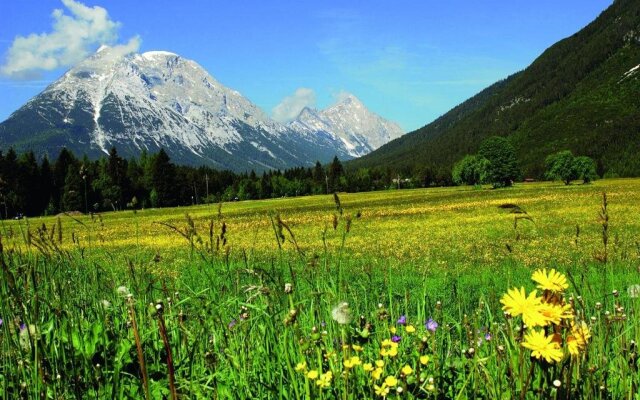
[0,47,403,172]
[351,0,640,179]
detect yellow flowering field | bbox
[3,178,639,270]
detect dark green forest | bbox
[0,147,425,218]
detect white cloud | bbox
[271,88,316,123]
[1,0,139,79]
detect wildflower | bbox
[484,333,492,341]
[384,376,398,387]
[284,283,293,294]
[397,315,406,325]
[628,284,640,298]
[532,268,569,292]
[427,384,435,391]
[375,360,385,368]
[539,302,573,325]
[0,318,3,328]
[316,371,332,389]
[363,363,374,372]
[553,379,562,388]
[352,344,363,352]
[405,325,416,333]
[401,365,413,376]
[380,339,399,357]
[228,319,237,330]
[343,356,362,369]
[425,317,438,332]
[295,361,307,372]
[374,384,390,397]
[500,287,546,327]
[116,286,130,297]
[100,300,111,310]
[419,355,430,365]
[306,370,319,380]
[331,302,352,325]
[372,367,384,380]
[391,335,402,343]
[521,329,563,363]
[567,321,591,356]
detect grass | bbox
[0,179,639,399]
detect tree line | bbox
[451,136,597,188]
[0,147,424,218]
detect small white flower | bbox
[553,379,561,388]
[116,286,130,297]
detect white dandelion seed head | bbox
[627,284,640,298]
[331,302,352,325]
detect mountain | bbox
[289,94,404,157]
[0,48,401,172]
[350,0,640,179]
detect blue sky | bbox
[0,0,613,132]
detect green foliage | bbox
[0,183,639,398]
[545,151,598,184]
[452,154,489,185]
[478,136,519,187]
[545,150,578,185]
[574,155,598,183]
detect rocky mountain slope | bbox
[0,47,403,171]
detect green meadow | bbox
[1,179,639,399]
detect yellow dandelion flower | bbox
[567,321,591,356]
[406,325,416,333]
[571,321,591,345]
[295,361,307,372]
[372,367,384,380]
[390,327,397,334]
[500,287,547,327]
[401,365,413,376]
[375,360,385,368]
[521,329,564,363]
[532,268,569,292]
[420,355,430,365]
[539,302,573,325]
[363,363,374,372]
[352,344,363,352]
[566,336,580,356]
[384,376,398,387]
[306,370,319,380]
[374,384,390,397]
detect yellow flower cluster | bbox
[380,339,399,357]
[374,376,398,397]
[501,268,591,362]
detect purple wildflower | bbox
[0,318,3,327]
[391,335,402,343]
[425,318,438,333]
[20,323,27,331]
[228,319,237,330]
[396,315,407,325]
[320,321,327,328]
[485,333,492,341]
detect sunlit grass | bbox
[0,179,638,398]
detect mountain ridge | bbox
[350,0,640,179]
[0,47,403,172]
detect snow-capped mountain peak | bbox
[1,50,403,171]
[289,93,404,157]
